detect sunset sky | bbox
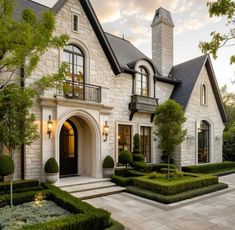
[33,0,235,92]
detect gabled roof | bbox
[171,54,227,122]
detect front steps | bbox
[57,177,125,200]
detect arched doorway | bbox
[60,120,78,177]
[198,120,210,163]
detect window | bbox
[118,125,132,154]
[202,84,207,105]
[140,126,151,162]
[62,45,84,98]
[136,66,149,97]
[72,13,79,32]
[198,121,209,163]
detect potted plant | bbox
[102,155,114,178]
[44,157,59,184]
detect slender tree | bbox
[154,100,187,179]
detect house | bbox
[12,0,227,181]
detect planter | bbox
[103,168,114,178]
[45,173,59,184]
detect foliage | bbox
[146,163,178,173]
[127,183,228,204]
[131,161,147,171]
[182,161,235,173]
[0,0,69,90]
[111,176,132,187]
[114,168,129,177]
[132,154,144,162]
[118,150,132,168]
[199,0,235,64]
[132,174,218,195]
[105,219,124,230]
[0,155,14,177]
[44,158,59,173]
[133,134,141,154]
[154,100,186,178]
[103,156,114,168]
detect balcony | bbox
[56,80,101,103]
[129,95,158,121]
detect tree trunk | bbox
[167,155,170,180]
[10,149,14,207]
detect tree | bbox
[154,100,187,179]
[0,0,68,90]
[199,0,235,64]
[0,84,39,206]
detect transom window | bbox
[118,125,132,154]
[136,66,149,97]
[62,44,84,83]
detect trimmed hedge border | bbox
[111,176,132,187]
[212,169,235,177]
[132,174,218,195]
[105,219,125,230]
[146,163,177,172]
[182,162,235,174]
[127,183,228,204]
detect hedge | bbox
[105,219,124,230]
[114,168,129,177]
[111,176,132,187]
[127,183,228,204]
[182,162,235,174]
[146,163,178,172]
[132,174,218,195]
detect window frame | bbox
[118,124,132,154]
[72,13,79,33]
[201,83,207,105]
[140,126,152,163]
[135,66,149,97]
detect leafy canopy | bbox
[199,0,235,64]
[154,99,187,159]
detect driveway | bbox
[86,174,235,230]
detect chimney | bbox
[151,7,174,77]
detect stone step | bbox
[73,186,126,200]
[61,181,116,193]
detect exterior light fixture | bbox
[103,121,109,142]
[47,115,53,139]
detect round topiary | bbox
[118,150,132,167]
[44,158,59,173]
[103,155,114,168]
[0,155,14,176]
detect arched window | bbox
[202,84,207,105]
[198,120,209,163]
[62,44,84,82]
[62,45,84,98]
[136,66,149,97]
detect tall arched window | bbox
[62,45,84,98]
[136,66,149,97]
[198,120,210,163]
[202,84,207,105]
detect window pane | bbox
[118,125,131,154]
[140,127,151,162]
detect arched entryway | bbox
[60,120,78,177]
[198,120,210,163]
[56,110,102,179]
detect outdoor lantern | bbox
[47,115,53,139]
[103,121,109,142]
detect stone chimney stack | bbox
[151,8,174,77]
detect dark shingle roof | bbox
[170,55,207,109]
[105,33,151,71]
[14,0,49,21]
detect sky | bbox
[33,0,235,92]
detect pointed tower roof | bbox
[151,7,174,27]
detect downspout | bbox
[20,66,25,180]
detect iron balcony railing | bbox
[56,80,101,103]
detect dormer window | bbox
[136,66,149,97]
[72,13,79,32]
[201,84,207,105]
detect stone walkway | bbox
[86,174,235,230]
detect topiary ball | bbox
[0,155,14,176]
[44,158,59,173]
[103,155,114,168]
[118,150,132,167]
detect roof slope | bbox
[171,54,227,122]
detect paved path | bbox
[86,174,235,230]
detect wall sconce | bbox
[47,115,53,139]
[103,121,109,142]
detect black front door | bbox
[60,120,78,177]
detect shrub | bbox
[114,168,129,177]
[132,174,218,195]
[127,183,228,204]
[111,176,132,187]
[44,158,59,173]
[132,154,144,162]
[133,134,141,154]
[132,161,147,171]
[127,170,145,177]
[105,219,124,230]
[182,161,235,174]
[0,155,14,177]
[148,163,177,172]
[103,156,114,168]
[118,150,132,167]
